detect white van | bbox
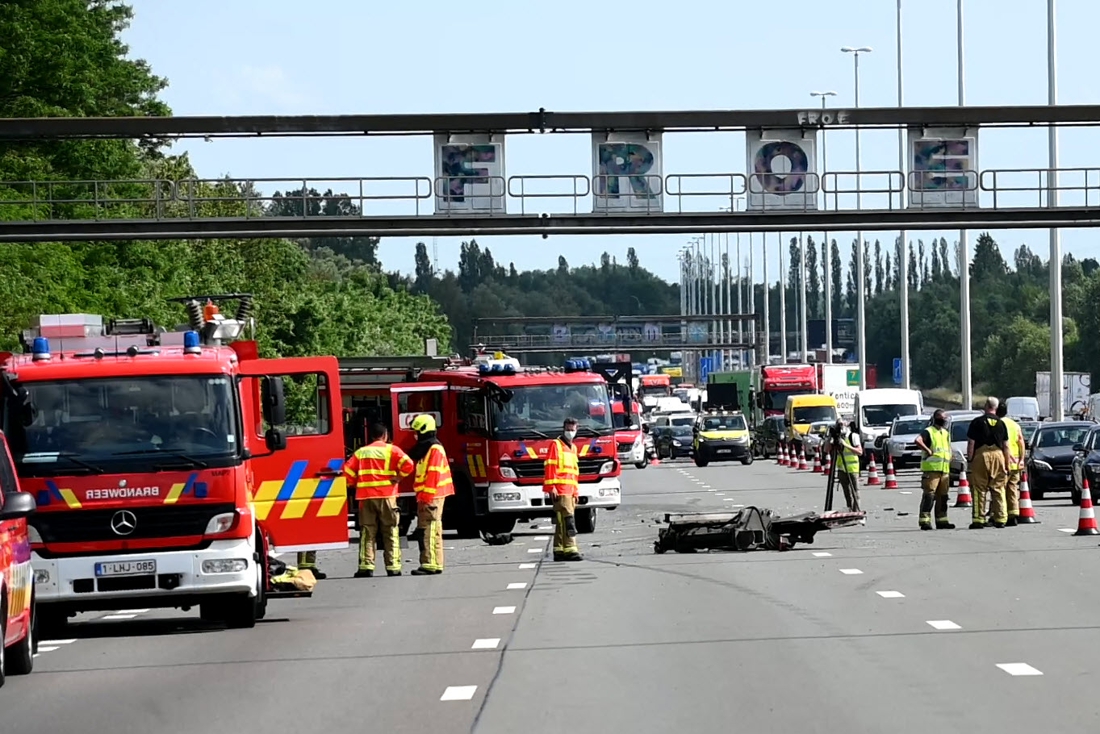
[1005,396,1040,421]
[854,388,924,462]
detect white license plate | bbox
[717,449,732,454]
[95,560,156,577]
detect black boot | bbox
[1006,516,1018,527]
[305,567,327,579]
[387,570,402,577]
[354,569,374,578]
[936,520,956,530]
[968,521,985,530]
[411,567,442,576]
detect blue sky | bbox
[121,0,1100,285]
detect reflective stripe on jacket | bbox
[413,443,454,504]
[544,437,579,497]
[920,426,951,474]
[344,440,415,500]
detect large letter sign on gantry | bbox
[746,129,818,211]
[434,133,507,214]
[592,132,664,213]
[908,127,979,208]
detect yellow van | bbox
[784,394,840,447]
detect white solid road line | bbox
[839,569,863,575]
[532,536,549,541]
[440,686,478,701]
[518,563,536,569]
[927,620,961,630]
[471,638,501,650]
[812,552,832,557]
[41,638,76,645]
[527,548,542,553]
[507,582,528,590]
[36,646,60,653]
[101,613,137,620]
[876,591,905,598]
[996,663,1043,676]
[492,606,516,615]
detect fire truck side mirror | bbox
[264,427,287,452]
[261,377,287,427]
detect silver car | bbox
[947,411,983,481]
[801,420,834,458]
[884,415,931,469]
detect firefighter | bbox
[832,419,863,513]
[966,397,1010,529]
[346,422,415,578]
[408,414,453,575]
[914,410,955,530]
[545,417,583,562]
[995,402,1026,526]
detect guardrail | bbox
[1,167,1099,222]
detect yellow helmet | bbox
[410,413,437,434]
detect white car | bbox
[946,411,983,481]
[883,415,931,469]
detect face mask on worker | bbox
[564,428,577,441]
[934,416,946,427]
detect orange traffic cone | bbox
[798,447,809,471]
[954,469,972,507]
[812,451,823,474]
[649,451,660,466]
[778,442,788,466]
[1017,471,1039,524]
[1074,477,1099,536]
[884,459,899,489]
[866,455,881,486]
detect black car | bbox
[1027,421,1093,501]
[754,415,786,459]
[1070,425,1100,504]
[655,424,694,459]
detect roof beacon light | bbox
[32,336,50,362]
[183,330,202,355]
[564,358,592,373]
[474,351,519,375]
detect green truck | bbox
[706,370,758,424]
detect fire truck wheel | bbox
[634,460,648,469]
[575,507,597,534]
[221,592,258,629]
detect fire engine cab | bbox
[339,352,622,536]
[1,299,348,633]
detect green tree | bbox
[805,236,820,318]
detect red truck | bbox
[0,432,36,686]
[2,302,349,634]
[758,364,819,416]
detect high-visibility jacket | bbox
[413,443,454,504]
[920,426,951,474]
[343,440,415,501]
[1003,417,1023,469]
[543,437,579,498]
[839,436,860,475]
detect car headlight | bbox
[202,559,248,574]
[673,440,682,447]
[499,466,517,479]
[633,435,643,449]
[204,511,240,535]
[952,449,964,462]
[1033,459,1052,471]
[732,436,748,444]
[599,461,615,475]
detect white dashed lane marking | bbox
[876,591,905,598]
[839,569,863,575]
[996,663,1043,676]
[507,582,528,590]
[812,552,832,557]
[532,536,549,541]
[492,606,516,615]
[518,563,536,569]
[440,686,478,701]
[1058,528,1075,533]
[927,620,961,630]
[471,638,500,650]
[527,548,543,554]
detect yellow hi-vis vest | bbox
[920,425,951,473]
[840,437,860,475]
[1003,417,1023,468]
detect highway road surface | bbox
[5,459,1099,733]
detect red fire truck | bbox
[1,300,349,634]
[338,353,622,536]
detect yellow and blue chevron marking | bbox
[164,472,209,504]
[252,459,346,521]
[37,480,83,509]
[579,443,591,457]
[514,442,539,459]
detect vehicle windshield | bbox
[862,403,920,428]
[670,425,693,437]
[1019,423,1039,443]
[701,415,747,431]
[668,415,695,427]
[1035,425,1092,449]
[892,418,930,435]
[949,421,972,442]
[762,388,810,412]
[793,405,838,424]
[490,383,613,438]
[7,375,239,476]
[639,384,671,399]
[672,388,690,402]
[612,412,637,430]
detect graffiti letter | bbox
[441,144,497,203]
[597,143,657,199]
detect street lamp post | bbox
[896,1,911,390]
[811,90,837,364]
[779,232,787,362]
[957,1,973,410]
[842,45,872,390]
[799,232,808,363]
[1048,0,1064,420]
[762,232,770,364]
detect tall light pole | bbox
[735,197,745,366]
[779,233,787,362]
[1048,0,1063,420]
[811,90,837,364]
[896,1,911,390]
[842,45,872,389]
[762,232,770,364]
[956,1,973,410]
[748,228,755,367]
[799,233,809,362]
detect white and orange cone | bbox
[884,459,899,489]
[866,455,882,486]
[1017,471,1039,524]
[812,450,823,474]
[954,469,972,507]
[1074,477,1099,536]
[798,447,809,471]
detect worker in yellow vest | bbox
[914,410,956,530]
[996,403,1027,526]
